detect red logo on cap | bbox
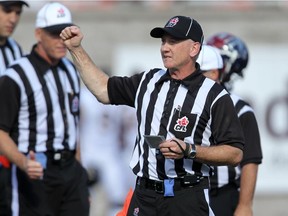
[166,17,179,28]
[57,8,66,18]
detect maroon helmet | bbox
[206,32,249,84]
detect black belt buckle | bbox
[53,152,62,161]
[154,181,164,193]
[51,152,63,165]
[51,150,74,164]
[140,178,164,194]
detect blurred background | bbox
[14,1,288,216]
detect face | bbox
[35,29,67,65]
[160,34,200,72]
[202,70,220,83]
[203,70,215,80]
[0,4,22,43]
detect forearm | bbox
[69,45,110,104]
[195,144,243,166]
[160,138,243,166]
[238,163,258,206]
[0,130,27,171]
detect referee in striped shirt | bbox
[199,37,263,216]
[0,1,28,215]
[61,16,245,216]
[0,2,89,216]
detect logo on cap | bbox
[166,17,179,28]
[57,8,66,18]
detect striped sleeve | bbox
[0,76,21,132]
[211,94,244,150]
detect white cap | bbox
[197,44,223,71]
[35,2,72,33]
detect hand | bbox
[234,204,253,216]
[60,26,83,50]
[159,138,188,159]
[25,151,44,180]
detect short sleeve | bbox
[108,72,143,107]
[0,76,21,132]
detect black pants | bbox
[0,167,12,216]
[127,177,214,216]
[209,185,239,216]
[14,157,90,216]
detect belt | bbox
[137,175,207,194]
[46,150,75,164]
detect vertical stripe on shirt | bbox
[4,58,79,152]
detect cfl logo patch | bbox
[174,116,189,132]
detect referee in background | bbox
[201,35,263,216]
[0,1,28,215]
[0,2,89,216]
[61,15,245,215]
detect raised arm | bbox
[60,26,110,104]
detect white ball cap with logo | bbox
[35,2,73,34]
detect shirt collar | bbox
[156,63,205,91]
[29,44,65,75]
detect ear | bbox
[35,28,42,42]
[214,69,221,81]
[190,42,202,58]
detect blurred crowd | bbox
[80,85,137,216]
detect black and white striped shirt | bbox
[0,37,23,163]
[210,94,263,189]
[108,66,244,180]
[0,38,23,75]
[0,45,80,153]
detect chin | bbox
[56,52,66,59]
[164,63,173,69]
[3,32,12,38]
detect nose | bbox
[161,42,170,52]
[8,11,20,25]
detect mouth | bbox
[6,26,14,33]
[162,55,172,62]
[56,47,67,51]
